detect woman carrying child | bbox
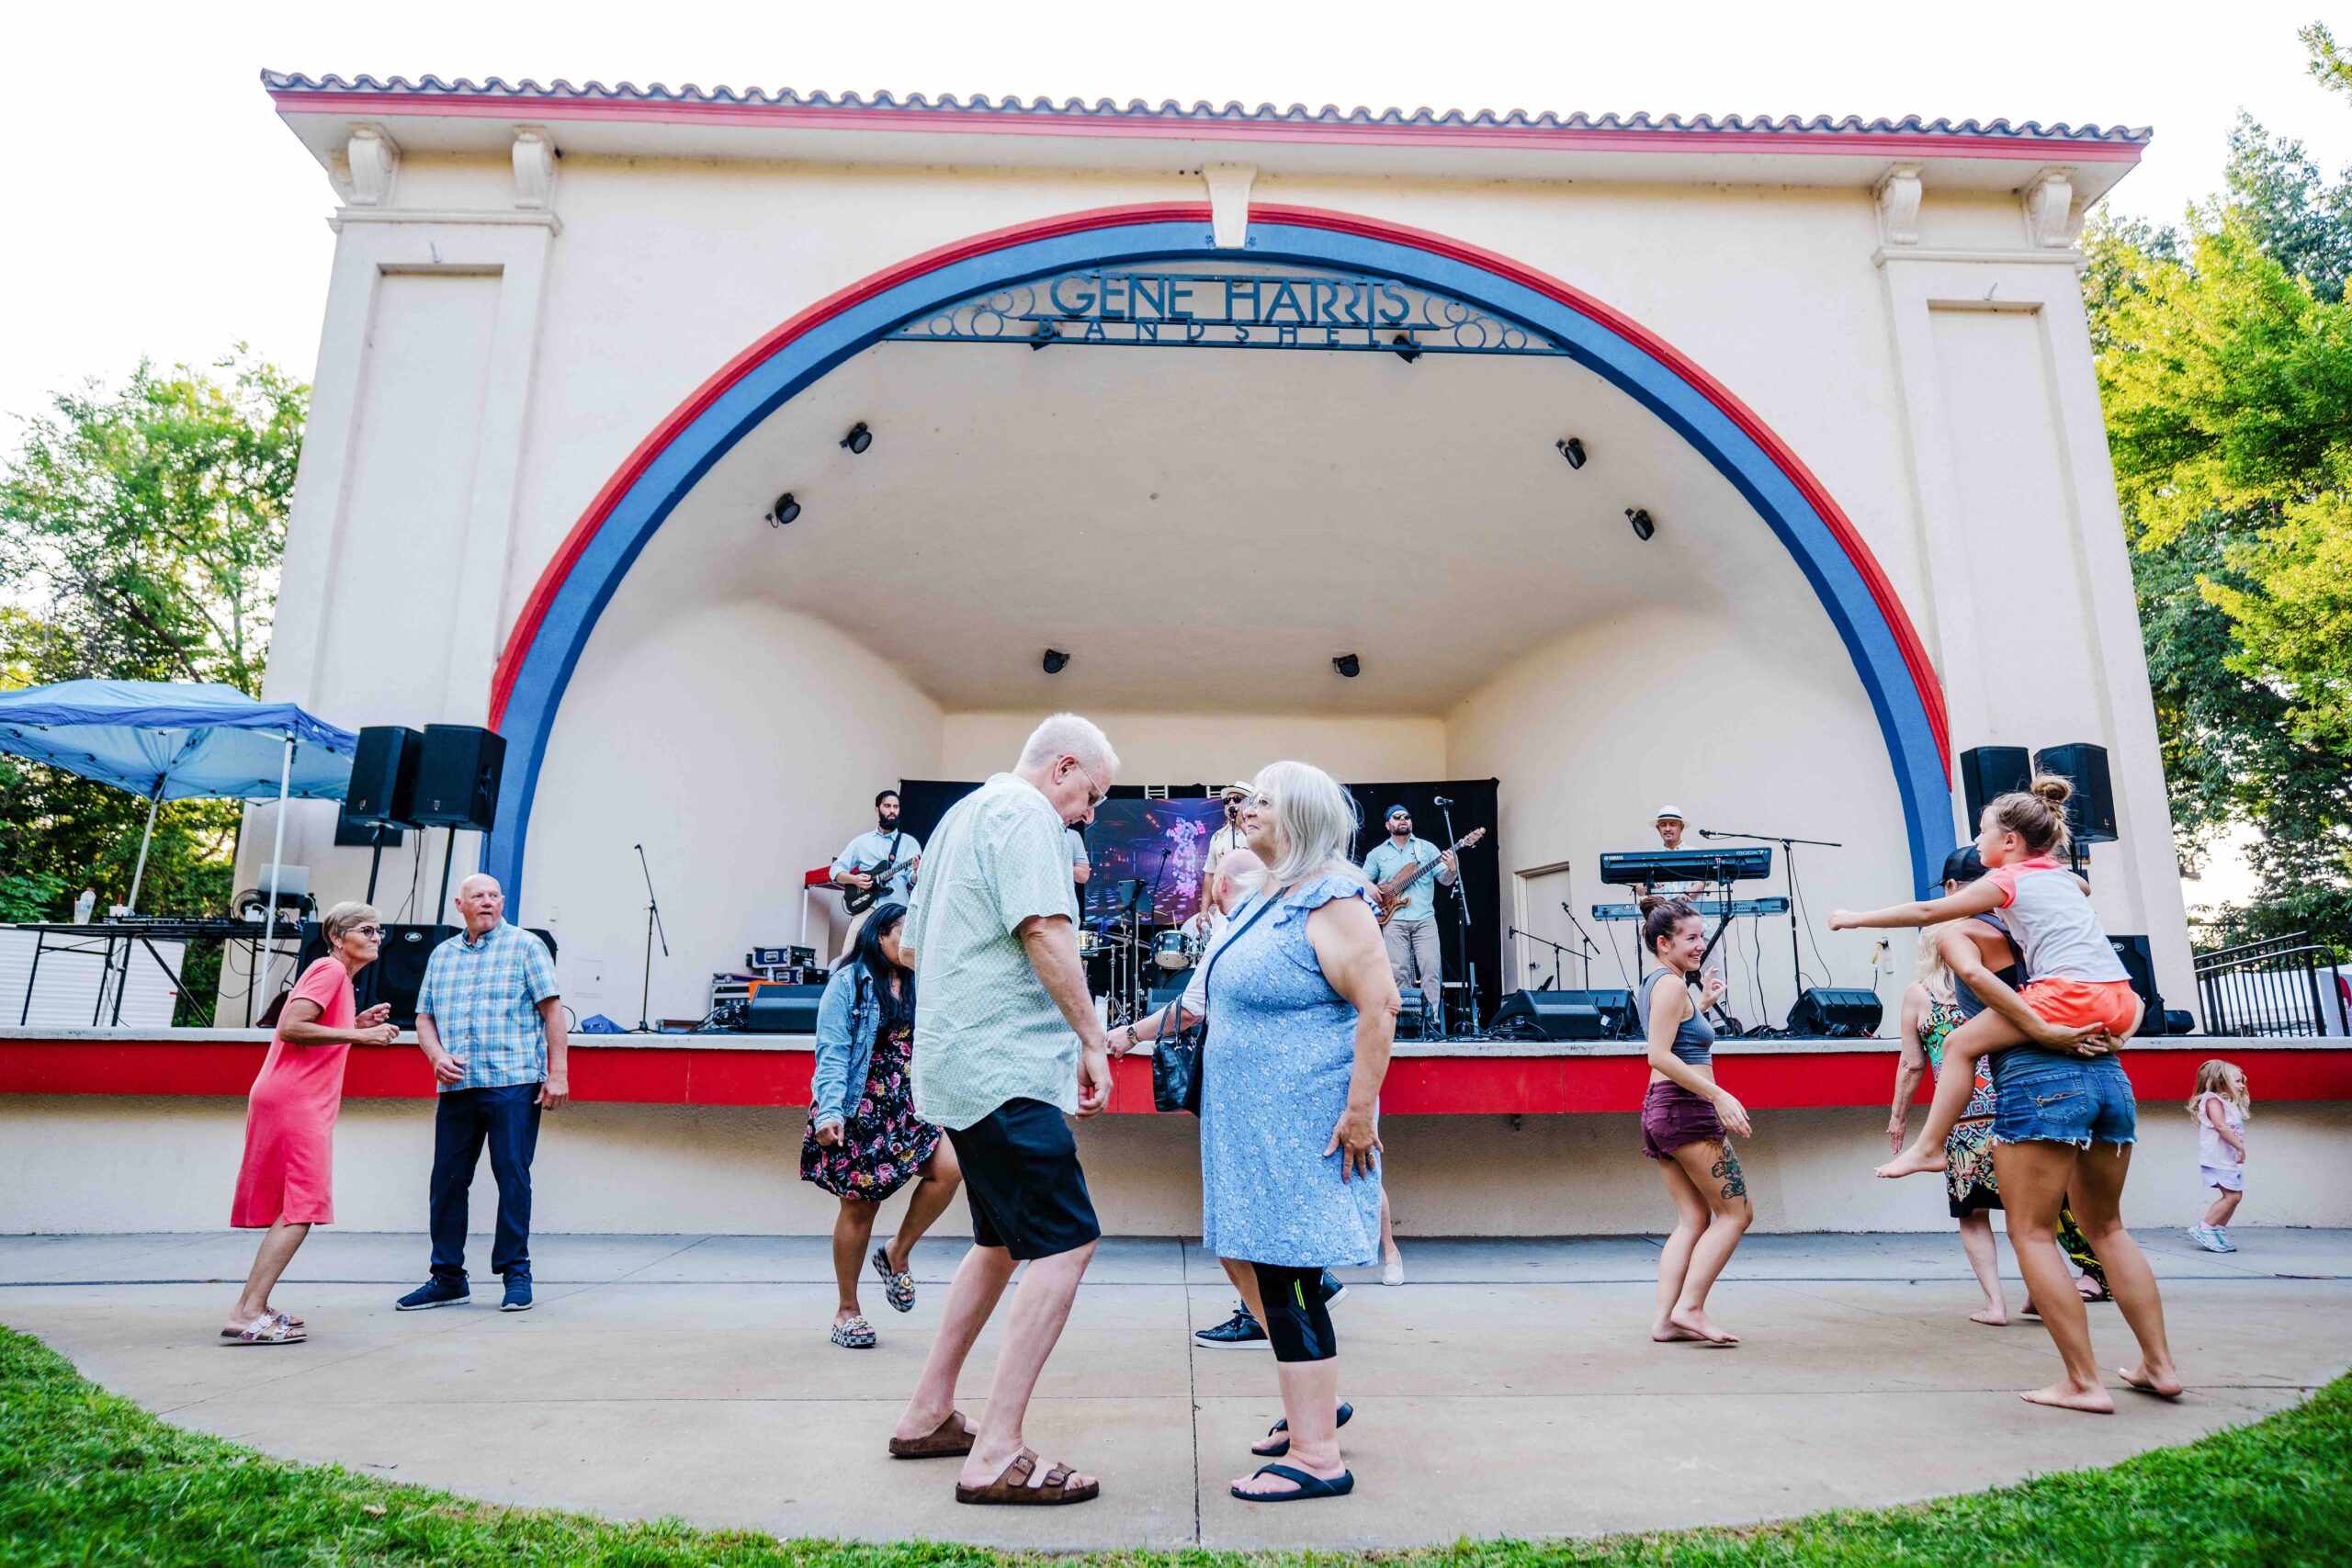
[1831,778,2182,1412]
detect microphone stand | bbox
[1699,826,1842,1022]
[633,842,670,1033]
[1436,798,1479,1036]
[1509,926,1575,990]
[1556,895,1600,990]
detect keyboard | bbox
[1590,897,1791,921]
[1597,847,1772,886]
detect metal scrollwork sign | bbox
[886,268,1569,358]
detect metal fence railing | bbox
[2194,933,2351,1038]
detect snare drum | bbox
[1152,930,1193,971]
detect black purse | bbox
[1151,892,1280,1115]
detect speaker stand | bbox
[632,842,670,1033]
[435,827,458,920]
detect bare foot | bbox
[2119,1363,2184,1399]
[1968,1306,2008,1326]
[1650,1319,1702,1343]
[2019,1299,2041,1319]
[2021,1379,2114,1414]
[1668,1305,1738,1346]
[1873,1146,1943,1179]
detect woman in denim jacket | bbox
[799,902,960,1348]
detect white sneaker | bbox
[2188,1225,2229,1254]
[2211,1227,2238,1253]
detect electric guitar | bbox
[1373,829,1486,928]
[842,840,915,915]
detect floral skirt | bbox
[1946,1112,2001,1216]
[799,1028,942,1201]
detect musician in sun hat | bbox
[1642,806,1713,898]
[1361,804,1456,1028]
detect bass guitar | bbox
[842,843,915,915]
[1373,829,1486,928]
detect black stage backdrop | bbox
[897,776,1503,1027]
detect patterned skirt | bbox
[799,1025,942,1201]
[1925,1001,2001,1217]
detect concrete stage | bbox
[4,1228,2345,1551]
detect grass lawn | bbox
[1,1327,2346,1567]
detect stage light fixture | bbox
[767,492,800,526]
[840,422,873,455]
[1332,653,1362,678]
[1389,333,1421,364]
[1042,649,1070,674]
[1555,436,1587,469]
[1626,508,1656,541]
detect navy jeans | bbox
[428,1084,542,1281]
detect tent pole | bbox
[124,783,164,914]
[254,733,294,1005]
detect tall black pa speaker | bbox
[1492,989,1605,1040]
[1959,746,2033,826]
[2035,743,2119,843]
[2108,933,2165,1036]
[1787,987,1884,1038]
[345,726,424,828]
[411,725,506,831]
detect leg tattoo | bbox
[1711,1145,1747,1201]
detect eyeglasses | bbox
[1076,761,1110,809]
[349,925,385,939]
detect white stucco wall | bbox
[4,1094,2344,1236]
[240,140,2194,1023]
[941,711,1447,785]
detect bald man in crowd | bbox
[395,874,567,1314]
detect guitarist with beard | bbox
[832,790,923,926]
[1362,805,1461,1039]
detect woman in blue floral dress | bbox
[1201,761,1399,1504]
[800,904,960,1348]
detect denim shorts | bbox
[1990,1049,2137,1148]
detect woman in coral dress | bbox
[224,902,398,1344]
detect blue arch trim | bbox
[486,210,1952,907]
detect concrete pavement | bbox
[2,1228,2346,1551]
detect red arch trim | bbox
[491,201,1949,767]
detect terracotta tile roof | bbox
[260,72,2152,146]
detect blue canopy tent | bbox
[0,680,356,1000]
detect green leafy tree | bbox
[1,350,307,1020]
[2086,85,2352,954]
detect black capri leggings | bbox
[1250,1262,1338,1363]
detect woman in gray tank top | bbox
[1633,896,1754,1347]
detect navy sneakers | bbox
[394,1277,469,1311]
[501,1274,534,1312]
[1196,1304,1270,1349]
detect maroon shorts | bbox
[1640,1080,1726,1161]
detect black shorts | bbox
[946,1099,1102,1262]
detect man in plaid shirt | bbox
[394,874,567,1314]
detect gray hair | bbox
[321,901,382,942]
[1017,712,1120,779]
[1247,761,1371,895]
[1213,846,1264,915]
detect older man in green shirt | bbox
[888,713,1119,1506]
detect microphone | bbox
[1432,795,1453,806]
[1697,829,1723,839]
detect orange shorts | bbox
[2018,976,2142,1035]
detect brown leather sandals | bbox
[887,1410,976,1459]
[954,1448,1100,1506]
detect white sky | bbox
[4,0,2346,431]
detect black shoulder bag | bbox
[1150,891,1282,1115]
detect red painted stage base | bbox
[4,1037,2346,1114]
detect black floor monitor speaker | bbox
[745,985,825,1033]
[1959,746,2033,827]
[1558,987,1634,1037]
[2108,933,2165,1036]
[1787,987,1884,1038]
[346,725,424,828]
[2034,743,2119,843]
[411,725,506,831]
[1492,989,1606,1041]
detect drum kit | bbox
[1081,876,1204,1024]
